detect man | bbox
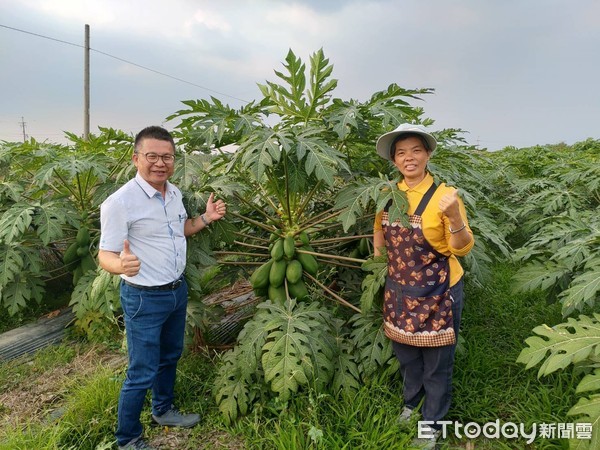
[99,126,226,450]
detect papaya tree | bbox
[0,127,235,340]
[0,129,132,319]
[508,140,600,450]
[168,48,501,422]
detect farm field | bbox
[0,262,577,449]
[1,50,598,449]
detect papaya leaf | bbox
[468,214,512,260]
[360,254,388,311]
[284,154,308,195]
[261,301,314,400]
[350,311,395,379]
[304,141,348,187]
[19,246,45,275]
[374,181,409,228]
[0,204,34,244]
[182,264,203,302]
[34,154,110,187]
[307,48,337,116]
[236,305,272,371]
[172,152,210,191]
[33,202,66,245]
[328,100,360,140]
[302,322,336,392]
[2,276,44,316]
[461,243,492,286]
[552,238,593,270]
[335,177,407,232]
[214,349,255,424]
[512,260,571,293]
[335,182,374,231]
[89,270,115,307]
[577,369,600,394]
[236,129,295,181]
[567,395,600,450]
[0,245,24,289]
[0,181,24,202]
[274,49,307,106]
[202,178,246,199]
[365,84,431,128]
[69,270,120,338]
[559,259,600,316]
[331,319,361,393]
[516,315,600,377]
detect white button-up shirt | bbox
[99,173,188,286]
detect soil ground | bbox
[0,345,245,449]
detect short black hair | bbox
[389,132,431,160]
[134,126,175,153]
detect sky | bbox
[1,0,599,151]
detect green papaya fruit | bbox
[358,237,370,256]
[253,287,268,298]
[249,259,273,289]
[298,231,310,246]
[270,239,284,261]
[283,236,296,258]
[76,246,88,257]
[63,241,81,266]
[285,260,303,284]
[268,284,287,303]
[76,227,90,246]
[80,254,97,273]
[72,265,83,286]
[297,250,318,276]
[269,259,287,288]
[288,279,309,301]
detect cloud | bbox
[1,0,599,148]
[187,9,231,33]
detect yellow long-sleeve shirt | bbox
[374,173,474,287]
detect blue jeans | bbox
[115,279,188,446]
[391,278,464,429]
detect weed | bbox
[0,262,577,449]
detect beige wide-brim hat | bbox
[376,123,437,160]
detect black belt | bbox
[123,276,184,291]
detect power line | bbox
[0,23,82,48]
[91,48,249,103]
[0,23,250,104]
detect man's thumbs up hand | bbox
[120,239,141,277]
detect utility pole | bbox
[84,24,90,141]
[19,116,27,142]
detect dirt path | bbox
[0,346,127,429]
[0,344,246,449]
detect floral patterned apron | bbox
[382,182,456,347]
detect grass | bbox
[0,343,78,394]
[0,262,578,449]
[448,263,575,449]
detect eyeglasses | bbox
[137,152,175,164]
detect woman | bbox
[373,123,474,449]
